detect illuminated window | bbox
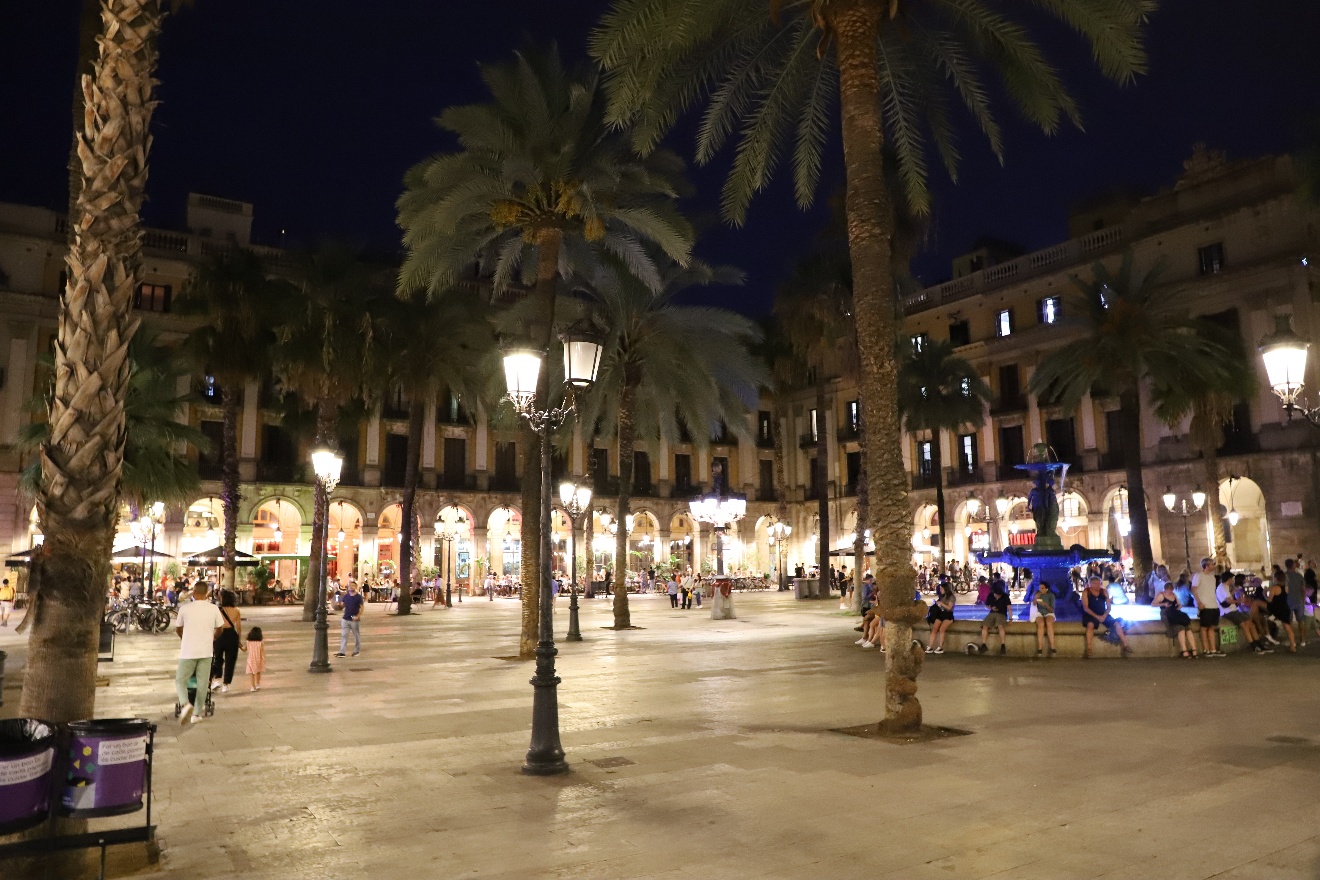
[134,282,172,312]
[996,308,1014,338]
[1037,296,1060,325]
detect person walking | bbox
[243,626,266,690]
[0,578,14,626]
[209,590,242,693]
[667,575,680,608]
[691,573,704,607]
[336,582,365,657]
[175,582,225,725]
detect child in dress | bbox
[243,626,266,691]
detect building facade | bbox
[0,147,1316,591]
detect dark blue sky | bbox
[2,2,1317,314]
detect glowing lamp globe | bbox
[562,330,604,388]
[502,346,543,411]
[1258,314,1309,408]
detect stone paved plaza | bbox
[2,591,1319,880]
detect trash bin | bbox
[61,718,154,818]
[0,649,6,705]
[0,718,57,834]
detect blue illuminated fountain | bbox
[976,444,1116,621]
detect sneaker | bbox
[1048,648,1057,656]
[1036,649,1042,656]
[880,645,886,653]
[978,643,988,655]
[933,646,944,655]
[1265,633,1280,645]
[999,645,1007,655]
[861,641,875,649]
[220,684,228,693]
[209,681,221,691]
[1252,645,1266,655]
[1206,651,1225,657]
[179,703,194,726]
[191,712,203,724]
[924,645,934,654]
[1259,643,1275,653]
[352,652,360,657]
[855,638,867,645]
[334,652,346,657]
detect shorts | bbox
[983,612,1007,629]
[1029,605,1055,623]
[1198,609,1220,628]
[930,605,954,622]
[1086,615,1120,631]
[1222,610,1249,626]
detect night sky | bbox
[3,2,1318,315]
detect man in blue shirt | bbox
[336,582,365,657]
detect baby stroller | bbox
[174,670,216,719]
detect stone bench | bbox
[903,618,1251,658]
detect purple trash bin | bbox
[0,718,57,834]
[60,718,154,819]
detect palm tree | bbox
[898,340,992,572]
[381,290,496,614]
[20,332,210,508]
[176,248,279,596]
[575,259,765,628]
[1150,326,1258,570]
[774,248,857,598]
[22,0,167,724]
[591,0,1150,733]
[275,247,390,621]
[397,46,694,656]
[1030,255,1237,587]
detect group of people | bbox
[173,581,267,725]
[665,572,705,609]
[1157,556,1315,657]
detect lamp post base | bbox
[445,579,453,608]
[566,588,582,642]
[309,617,332,673]
[523,642,569,775]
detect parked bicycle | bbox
[105,598,173,634]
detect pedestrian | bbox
[1267,576,1298,652]
[1285,558,1308,647]
[1032,579,1058,656]
[978,579,1011,655]
[925,574,955,654]
[692,573,704,607]
[1081,575,1134,658]
[209,590,242,693]
[681,576,693,610]
[336,582,365,657]
[976,575,991,606]
[1191,557,1224,657]
[0,578,13,626]
[174,582,225,725]
[243,626,266,691]
[603,568,612,597]
[667,575,680,608]
[1153,579,1198,658]
[486,572,496,601]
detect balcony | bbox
[990,396,1029,416]
[910,473,939,490]
[837,424,861,443]
[1097,451,1126,472]
[438,473,477,491]
[489,475,522,492]
[756,433,775,449]
[947,468,984,487]
[799,432,821,449]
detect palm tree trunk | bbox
[519,228,563,657]
[830,0,923,733]
[932,432,947,573]
[220,384,241,594]
[66,0,104,232]
[1192,407,1229,569]
[613,383,636,628]
[21,0,162,725]
[397,399,425,614]
[852,413,868,611]
[303,400,335,621]
[1119,389,1155,585]
[772,398,790,587]
[815,381,831,592]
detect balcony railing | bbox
[756,488,778,502]
[756,433,775,449]
[438,473,477,491]
[990,396,1029,415]
[489,475,522,492]
[910,473,939,490]
[837,424,861,442]
[799,432,820,448]
[1097,451,1126,471]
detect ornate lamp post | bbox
[687,461,747,576]
[1258,314,1320,426]
[309,444,343,673]
[1162,487,1207,574]
[559,480,592,642]
[767,520,791,589]
[435,509,467,608]
[502,329,603,776]
[140,501,165,595]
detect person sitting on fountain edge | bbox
[978,578,1011,655]
[1082,575,1134,658]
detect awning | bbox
[110,546,175,562]
[184,546,260,567]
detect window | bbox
[949,320,971,347]
[996,308,1014,338]
[758,458,775,500]
[911,333,928,353]
[441,437,467,489]
[590,447,610,490]
[632,451,651,493]
[808,409,819,442]
[757,410,773,444]
[998,425,1026,469]
[1037,296,1060,325]
[917,440,934,477]
[1198,242,1225,276]
[958,433,978,475]
[846,450,861,493]
[382,433,408,487]
[712,456,730,490]
[493,441,519,491]
[674,453,693,492]
[997,364,1022,409]
[134,282,172,313]
[201,374,221,403]
[846,400,860,432]
[1045,418,1077,467]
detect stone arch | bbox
[1219,476,1269,573]
[487,506,522,577]
[327,499,365,581]
[180,497,225,557]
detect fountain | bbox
[976,445,1116,621]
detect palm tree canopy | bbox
[1029,254,1238,409]
[1148,320,1258,450]
[773,245,856,385]
[574,259,768,447]
[397,45,695,297]
[897,338,991,434]
[20,332,209,506]
[591,0,1151,221]
[381,287,499,411]
[176,247,280,386]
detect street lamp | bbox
[559,479,592,642]
[1258,314,1320,425]
[309,444,343,674]
[767,520,791,589]
[436,508,467,608]
[687,460,746,576]
[1162,486,1206,574]
[502,329,603,776]
[144,501,165,596]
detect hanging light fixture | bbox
[336,500,346,544]
[272,499,283,545]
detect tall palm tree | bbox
[898,340,992,572]
[21,0,167,724]
[1030,255,1236,587]
[177,248,279,596]
[381,290,497,614]
[1150,325,1258,570]
[591,0,1150,733]
[774,248,857,597]
[20,332,210,509]
[575,259,766,628]
[275,247,390,621]
[397,46,694,656]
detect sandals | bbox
[1180,650,1190,658]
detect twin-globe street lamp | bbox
[688,461,746,576]
[558,480,592,642]
[767,520,791,589]
[1258,314,1320,426]
[502,330,604,776]
[1162,487,1206,574]
[435,509,468,608]
[308,444,343,674]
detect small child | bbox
[243,626,266,691]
